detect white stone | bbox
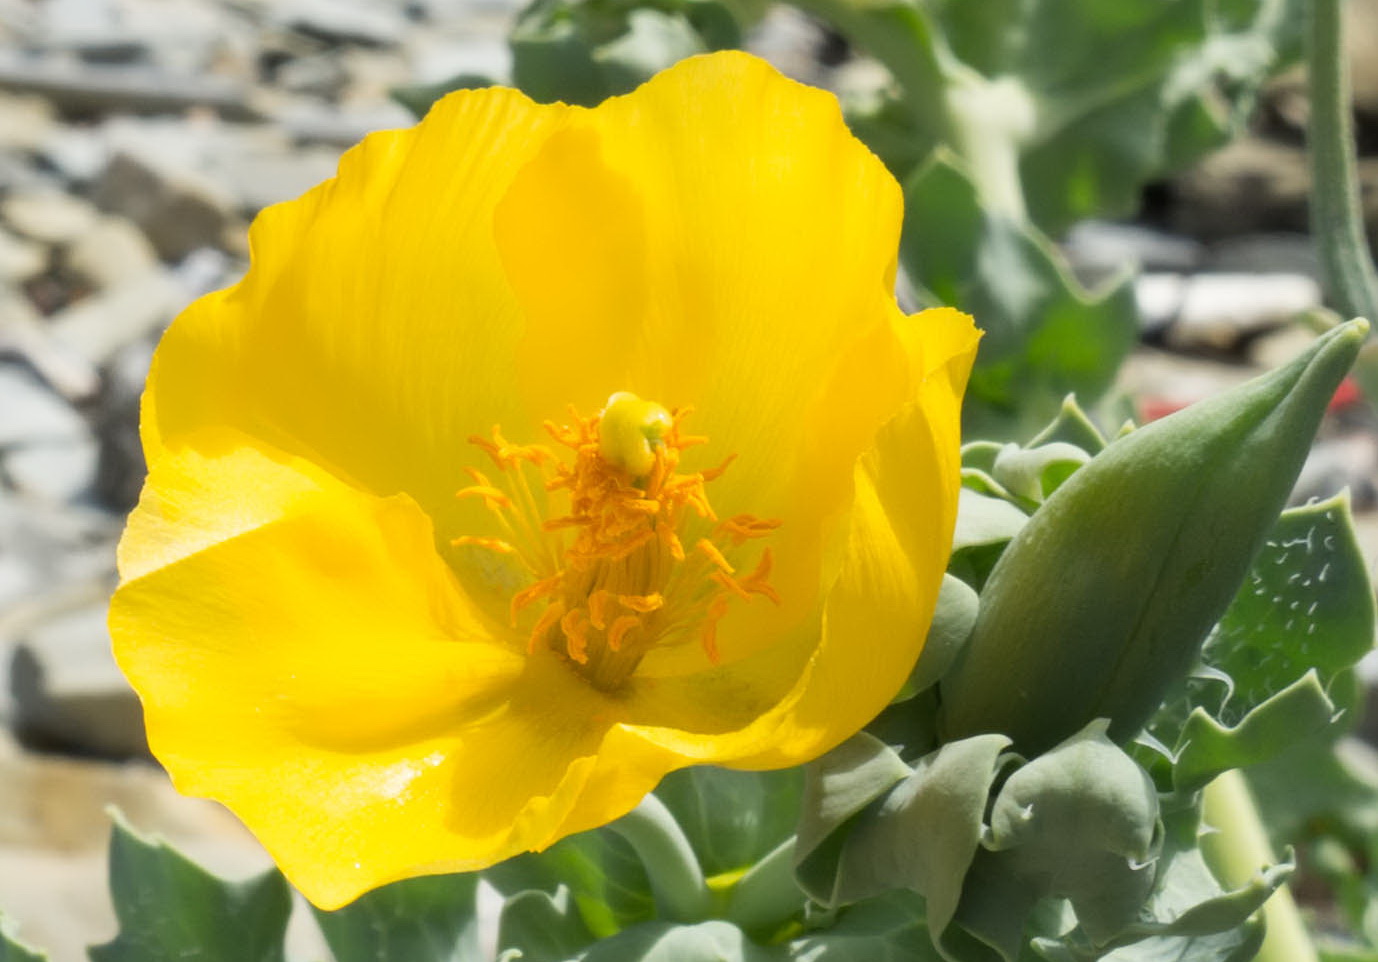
[1,191,98,245]
[0,293,101,401]
[66,216,159,290]
[47,270,182,367]
[0,364,87,447]
[0,226,45,283]
[5,435,100,504]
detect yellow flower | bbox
[109,51,979,909]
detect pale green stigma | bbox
[599,391,673,477]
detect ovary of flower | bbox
[454,393,780,692]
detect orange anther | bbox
[450,536,516,554]
[696,539,734,573]
[711,570,753,602]
[528,602,564,654]
[607,614,641,651]
[510,575,562,625]
[618,593,664,613]
[455,485,513,509]
[699,454,737,482]
[560,608,591,664]
[588,589,613,630]
[700,595,730,664]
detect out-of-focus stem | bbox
[607,794,712,922]
[1201,770,1319,962]
[723,837,802,934]
[1308,0,1378,323]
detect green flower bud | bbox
[938,319,1369,755]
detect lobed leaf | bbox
[88,811,291,962]
[312,872,481,962]
[0,919,47,962]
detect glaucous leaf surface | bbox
[312,872,481,962]
[0,920,46,962]
[88,814,291,962]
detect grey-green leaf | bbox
[497,886,596,962]
[978,721,1160,946]
[88,811,291,962]
[794,734,911,906]
[1202,491,1375,726]
[0,918,48,962]
[1173,671,1338,795]
[654,767,803,878]
[897,574,980,700]
[313,872,481,962]
[485,830,656,939]
[838,734,1011,933]
[579,920,776,962]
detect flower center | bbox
[453,393,780,692]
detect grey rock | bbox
[1135,272,1322,351]
[410,35,511,86]
[172,245,239,299]
[216,141,339,212]
[277,98,414,147]
[0,495,120,624]
[1205,233,1322,282]
[273,0,408,47]
[0,364,88,447]
[0,50,261,120]
[1171,136,1310,240]
[746,6,826,86]
[1291,434,1378,509]
[1114,347,1260,421]
[38,124,110,184]
[1063,220,1205,277]
[91,152,233,261]
[0,292,101,402]
[10,602,144,758]
[4,435,101,505]
[35,0,143,63]
[91,339,151,514]
[47,270,181,366]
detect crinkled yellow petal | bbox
[111,431,639,908]
[605,309,979,774]
[519,309,980,854]
[142,87,572,534]
[495,52,915,673]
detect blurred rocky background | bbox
[0,0,1377,957]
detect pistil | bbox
[453,393,780,691]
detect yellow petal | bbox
[615,308,979,769]
[495,52,916,671]
[111,431,632,908]
[143,87,572,536]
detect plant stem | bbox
[943,71,1034,222]
[1201,770,1319,962]
[1307,0,1378,323]
[724,838,802,934]
[607,794,712,922]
